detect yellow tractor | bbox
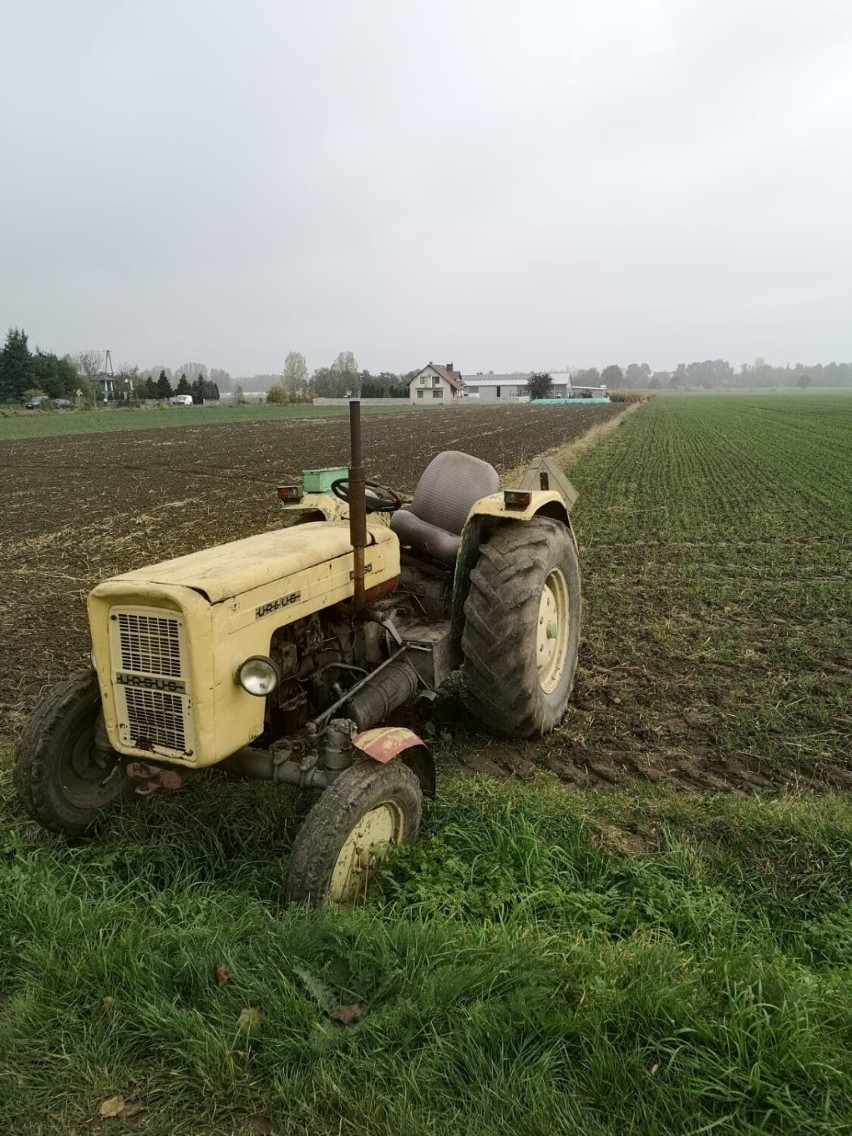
[16,403,581,903]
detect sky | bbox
[2,0,851,376]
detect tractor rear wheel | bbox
[462,517,581,737]
[15,671,130,836]
[285,760,422,905]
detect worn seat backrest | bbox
[390,450,499,565]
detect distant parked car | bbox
[24,395,72,409]
[170,394,194,406]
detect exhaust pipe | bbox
[348,399,368,609]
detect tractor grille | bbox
[117,612,182,677]
[123,688,187,752]
[109,606,194,757]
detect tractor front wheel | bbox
[15,671,130,836]
[462,517,581,737]
[285,760,422,905]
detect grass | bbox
[0,401,420,441]
[3,746,852,1134]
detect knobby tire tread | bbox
[285,760,422,905]
[462,518,582,738]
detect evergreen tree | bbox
[191,376,204,404]
[143,376,158,399]
[176,374,192,396]
[156,369,173,399]
[0,328,33,401]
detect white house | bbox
[408,362,465,404]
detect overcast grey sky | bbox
[2,0,851,375]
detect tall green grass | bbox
[2,746,852,1134]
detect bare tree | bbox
[282,351,309,397]
[174,361,208,382]
[73,350,105,377]
[115,364,140,398]
[331,351,358,375]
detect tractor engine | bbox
[87,521,402,769]
[263,610,419,743]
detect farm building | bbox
[463,371,608,400]
[408,363,465,403]
[463,371,571,399]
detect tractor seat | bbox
[390,451,499,565]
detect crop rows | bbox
[548,393,852,792]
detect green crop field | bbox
[550,391,852,791]
[1,392,851,1135]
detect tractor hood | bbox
[106,521,397,604]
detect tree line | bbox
[568,360,852,391]
[0,331,226,405]
[6,325,851,408]
[268,351,411,402]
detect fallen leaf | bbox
[123,1101,145,1118]
[330,1003,365,1025]
[650,1063,660,1076]
[102,996,116,1011]
[237,1006,263,1029]
[99,1095,125,1118]
[215,963,230,987]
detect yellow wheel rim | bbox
[537,568,570,694]
[328,801,405,903]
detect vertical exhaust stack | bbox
[348,400,368,609]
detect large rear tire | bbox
[15,671,129,836]
[285,760,422,905]
[462,518,581,737]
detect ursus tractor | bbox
[16,403,581,903]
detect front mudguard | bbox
[353,726,435,798]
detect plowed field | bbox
[0,402,619,735]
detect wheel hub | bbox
[328,801,405,903]
[61,725,123,810]
[537,568,570,694]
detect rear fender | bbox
[352,726,435,797]
[451,491,577,641]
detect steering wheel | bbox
[331,478,402,513]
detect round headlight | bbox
[237,656,280,697]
